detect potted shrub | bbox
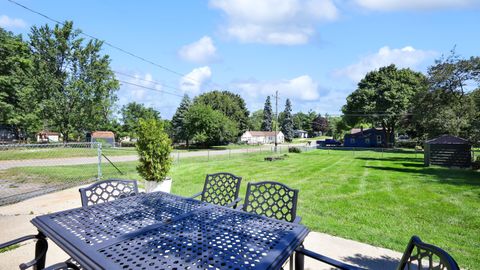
[135,118,173,193]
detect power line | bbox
[7,0,203,85]
[117,80,184,98]
[114,70,186,95]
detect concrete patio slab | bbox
[0,185,404,269]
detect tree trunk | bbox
[381,123,388,148]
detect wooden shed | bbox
[424,135,471,168]
[86,131,115,146]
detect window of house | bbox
[365,138,370,144]
[351,138,355,144]
[377,135,382,144]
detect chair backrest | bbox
[200,172,242,206]
[396,236,460,270]
[79,179,139,207]
[243,181,298,222]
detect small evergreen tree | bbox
[281,99,294,142]
[136,118,172,182]
[171,94,191,146]
[261,96,273,131]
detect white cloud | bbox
[180,66,212,94]
[334,46,436,82]
[353,0,479,11]
[178,36,218,63]
[0,15,27,29]
[233,75,320,101]
[209,0,338,45]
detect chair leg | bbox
[289,254,294,270]
[295,244,305,270]
[33,232,48,270]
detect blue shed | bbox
[343,128,391,147]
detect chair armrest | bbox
[1,234,49,270]
[293,216,302,224]
[225,197,242,208]
[190,192,203,199]
[295,247,367,270]
[0,234,38,249]
[43,262,80,270]
[236,204,244,210]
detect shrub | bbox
[395,141,417,149]
[135,118,173,182]
[120,141,136,147]
[288,147,302,153]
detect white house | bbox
[36,131,60,143]
[294,130,308,138]
[240,131,284,144]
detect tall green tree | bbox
[281,99,294,142]
[249,109,263,131]
[29,21,119,141]
[184,104,238,147]
[121,102,160,138]
[342,64,428,147]
[312,114,329,135]
[261,96,273,131]
[171,94,191,145]
[0,28,39,138]
[292,112,310,131]
[194,90,249,134]
[411,52,480,141]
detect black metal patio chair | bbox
[241,181,301,223]
[0,233,79,270]
[294,235,460,270]
[79,179,138,207]
[190,172,242,207]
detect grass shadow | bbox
[364,165,480,187]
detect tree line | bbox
[340,51,480,147]
[1,22,119,142]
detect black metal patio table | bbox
[31,191,309,270]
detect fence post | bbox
[97,143,102,180]
[229,149,231,159]
[177,150,180,164]
[207,150,210,162]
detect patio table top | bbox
[31,191,309,270]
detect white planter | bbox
[145,177,172,193]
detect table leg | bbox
[294,244,304,270]
[34,231,48,270]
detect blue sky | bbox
[1,0,479,119]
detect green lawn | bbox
[1,149,479,268]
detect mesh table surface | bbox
[31,191,309,270]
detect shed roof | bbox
[245,131,282,137]
[425,135,470,145]
[91,131,115,138]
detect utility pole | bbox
[274,90,278,153]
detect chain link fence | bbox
[0,143,103,205]
[0,143,314,206]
